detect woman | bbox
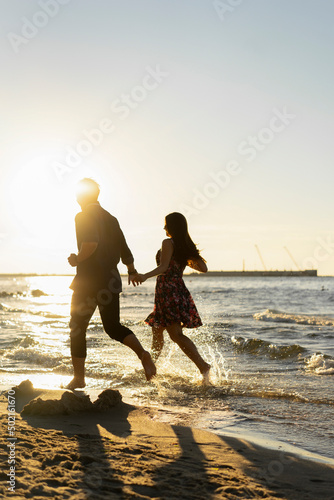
[137,212,211,383]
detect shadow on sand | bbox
[6,387,334,500]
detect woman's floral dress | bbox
[145,247,202,329]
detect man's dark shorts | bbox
[69,290,133,358]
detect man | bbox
[67,178,156,390]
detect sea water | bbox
[0,274,333,462]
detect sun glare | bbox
[5,153,131,272]
[8,158,77,245]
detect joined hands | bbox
[128,273,146,286]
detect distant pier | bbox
[189,270,318,277]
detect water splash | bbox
[305,353,334,375]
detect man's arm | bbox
[120,238,138,285]
[115,220,140,285]
[119,226,134,267]
[68,212,99,267]
[68,242,98,267]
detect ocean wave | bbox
[254,309,334,326]
[0,320,16,327]
[229,387,334,405]
[4,347,64,368]
[9,335,39,348]
[0,302,65,319]
[230,387,309,403]
[0,291,25,298]
[208,321,235,329]
[305,353,334,375]
[121,292,153,297]
[31,289,48,297]
[231,335,305,359]
[0,289,48,298]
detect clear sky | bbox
[1,0,334,275]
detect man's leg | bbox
[67,291,96,390]
[123,334,156,381]
[99,294,156,381]
[68,356,86,389]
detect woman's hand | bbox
[136,273,147,284]
[188,257,208,273]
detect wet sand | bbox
[1,383,333,500]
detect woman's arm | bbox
[187,256,208,273]
[139,239,174,282]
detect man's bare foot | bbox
[66,378,86,390]
[201,364,211,386]
[141,351,156,381]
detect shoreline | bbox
[131,398,334,467]
[1,385,334,499]
[202,423,334,467]
[1,380,334,468]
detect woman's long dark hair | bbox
[165,212,204,267]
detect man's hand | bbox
[68,243,98,268]
[68,253,78,267]
[130,273,146,285]
[128,272,141,286]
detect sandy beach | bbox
[1,382,333,500]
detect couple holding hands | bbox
[67,178,210,390]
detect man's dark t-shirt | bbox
[70,203,134,295]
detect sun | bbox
[5,153,129,272]
[8,156,81,250]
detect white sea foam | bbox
[305,353,334,375]
[254,309,334,327]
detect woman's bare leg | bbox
[166,323,211,378]
[151,326,165,362]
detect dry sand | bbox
[1,382,334,500]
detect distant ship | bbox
[189,270,317,277]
